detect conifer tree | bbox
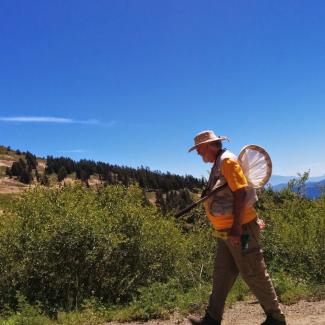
[5,167,12,177]
[57,166,68,182]
[10,159,26,177]
[40,174,49,186]
[25,151,38,170]
[155,190,166,214]
[19,169,32,184]
[35,169,41,182]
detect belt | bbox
[212,218,257,240]
[212,230,229,240]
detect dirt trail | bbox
[106,300,325,325]
[0,177,27,193]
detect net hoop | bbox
[238,144,272,188]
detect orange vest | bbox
[204,150,257,230]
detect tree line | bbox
[5,149,205,194]
[45,156,205,192]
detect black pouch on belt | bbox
[241,234,250,252]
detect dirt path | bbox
[0,177,27,194]
[106,300,325,324]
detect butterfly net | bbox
[238,145,272,188]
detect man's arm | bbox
[221,158,249,246]
[229,187,247,245]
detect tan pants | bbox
[207,219,285,322]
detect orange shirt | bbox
[222,158,248,191]
[204,158,256,230]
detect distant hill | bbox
[0,146,205,193]
[0,145,204,213]
[269,174,325,199]
[269,174,325,186]
[304,179,325,199]
[272,179,325,199]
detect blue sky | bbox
[1,0,325,179]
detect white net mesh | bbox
[238,146,272,188]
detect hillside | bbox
[0,145,202,212]
[0,146,46,193]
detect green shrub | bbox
[257,175,325,282]
[105,277,251,322]
[0,293,51,325]
[180,227,216,288]
[270,271,309,304]
[105,279,211,322]
[0,194,16,211]
[0,184,212,314]
[1,175,323,321]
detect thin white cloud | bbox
[0,116,115,127]
[0,116,75,123]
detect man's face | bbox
[196,142,219,163]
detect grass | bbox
[0,193,17,210]
[0,272,322,324]
[92,272,319,322]
[0,148,22,161]
[0,167,8,177]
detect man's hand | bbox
[228,235,241,246]
[228,223,242,246]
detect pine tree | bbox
[19,169,32,184]
[35,169,41,182]
[155,190,166,214]
[40,174,49,186]
[10,159,26,177]
[57,166,68,182]
[25,151,38,170]
[5,167,12,177]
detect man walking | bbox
[188,130,286,325]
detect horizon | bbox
[1,1,325,179]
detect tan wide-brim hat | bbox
[188,130,229,152]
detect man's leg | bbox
[206,238,239,321]
[227,220,285,322]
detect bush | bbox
[0,194,16,211]
[105,278,211,322]
[0,184,212,314]
[257,176,325,282]
[271,271,309,304]
[1,175,323,321]
[0,293,51,325]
